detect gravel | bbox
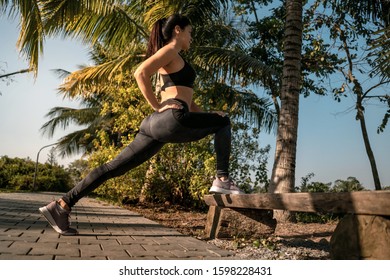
[207,237,331,260]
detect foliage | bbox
[332,176,365,192]
[233,1,345,102]
[294,173,367,223]
[308,0,389,190]
[325,0,390,79]
[66,158,89,187]
[0,156,72,192]
[230,122,271,193]
[296,172,332,193]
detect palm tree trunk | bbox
[269,0,303,222]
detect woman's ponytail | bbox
[146,18,166,58]
[145,14,191,59]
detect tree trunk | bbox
[356,92,382,190]
[339,26,382,190]
[269,0,303,222]
[139,159,156,203]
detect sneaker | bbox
[39,201,78,235]
[209,177,245,194]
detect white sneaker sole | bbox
[209,186,244,194]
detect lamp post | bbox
[32,142,58,191]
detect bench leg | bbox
[204,206,222,239]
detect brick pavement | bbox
[0,192,233,260]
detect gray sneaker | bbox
[209,177,245,194]
[39,201,78,235]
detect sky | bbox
[0,15,389,190]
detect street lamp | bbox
[32,142,58,191]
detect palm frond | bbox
[57,51,142,98]
[41,0,116,24]
[55,128,95,157]
[183,0,229,24]
[0,0,10,12]
[143,0,229,28]
[370,27,390,78]
[194,46,276,86]
[40,106,101,137]
[50,68,71,80]
[216,83,277,133]
[42,0,147,50]
[198,82,277,133]
[6,0,44,75]
[192,17,248,50]
[329,0,389,24]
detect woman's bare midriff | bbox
[161,86,193,107]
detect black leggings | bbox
[62,99,231,207]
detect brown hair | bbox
[146,14,191,58]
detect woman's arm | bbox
[134,47,176,111]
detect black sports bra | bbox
[160,58,196,91]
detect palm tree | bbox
[40,47,141,158]
[40,100,108,157]
[268,0,303,222]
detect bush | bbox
[0,156,72,192]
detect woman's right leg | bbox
[62,132,164,208]
[39,129,164,235]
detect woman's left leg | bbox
[176,111,232,178]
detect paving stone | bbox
[29,246,62,256]
[0,192,232,260]
[120,244,145,252]
[142,244,186,251]
[2,242,32,255]
[117,236,156,245]
[127,249,177,258]
[169,250,218,258]
[102,250,131,259]
[0,254,53,260]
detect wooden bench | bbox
[204,190,390,259]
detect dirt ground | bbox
[124,202,338,242]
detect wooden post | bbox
[205,206,221,239]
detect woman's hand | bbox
[212,111,228,117]
[157,99,184,113]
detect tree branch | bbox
[0,68,32,79]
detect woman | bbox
[39,14,244,236]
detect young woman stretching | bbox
[39,14,244,236]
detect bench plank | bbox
[204,191,390,216]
